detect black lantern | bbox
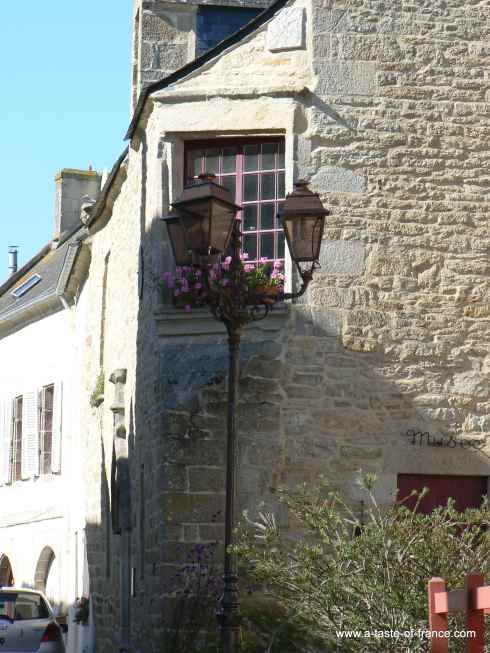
[279,180,329,264]
[161,211,193,266]
[172,174,241,256]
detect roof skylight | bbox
[11,274,42,299]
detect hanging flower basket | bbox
[160,256,284,311]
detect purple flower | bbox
[174,289,181,297]
[184,305,192,312]
[194,282,203,290]
[221,279,230,286]
[273,260,283,270]
[166,278,175,288]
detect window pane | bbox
[205,148,220,175]
[221,175,236,200]
[243,234,257,260]
[278,172,285,199]
[244,145,259,172]
[261,173,275,200]
[189,150,203,177]
[278,142,285,168]
[260,233,274,260]
[277,232,285,259]
[222,147,237,173]
[262,143,276,170]
[261,203,275,230]
[244,175,259,201]
[243,204,257,232]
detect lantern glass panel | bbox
[179,198,236,255]
[165,216,192,266]
[284,215,325,263]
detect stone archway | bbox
[34,547,55,593]
[0,556,14,587]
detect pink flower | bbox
[273,260,283,270]
[240,253,249,261]
[259,257,269,264]
[244,264,254,272]
[225,256,232,264]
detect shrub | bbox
[233,474,490,652]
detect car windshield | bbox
[0,593,50,621]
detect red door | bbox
[397,474,488,514]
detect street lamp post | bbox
[162,175,329,653]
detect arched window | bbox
[34,547,55,593]
[0,556,14,587]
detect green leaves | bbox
[234,476,490,652]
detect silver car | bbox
[0,588,66,652]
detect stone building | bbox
[76,0,490,649]
[2,0,490,650]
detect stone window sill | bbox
[154,303,289,341]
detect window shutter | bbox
[0,399,12,485]
[51,382,63,474]
[21,391,39,480]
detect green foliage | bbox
[89,370,105,408]
[233,475,490,652]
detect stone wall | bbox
[145,0,490,608]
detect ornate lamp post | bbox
[163,175,328,653]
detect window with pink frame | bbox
[185,139,286,264]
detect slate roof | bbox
[0,228,84,323]
[125,0,288,141]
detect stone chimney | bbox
[54,168,102,241]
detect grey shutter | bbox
[51,382,63,474]
[21,391,39,480]
[0,399,12,485]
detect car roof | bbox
[0,588,43,594]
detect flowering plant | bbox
[161,266,207,312]
[160,255,284,311]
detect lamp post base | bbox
[217,571,242,653]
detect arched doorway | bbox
[34,547,56,594]
[0,556,14,587]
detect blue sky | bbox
[0,2,133,277]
